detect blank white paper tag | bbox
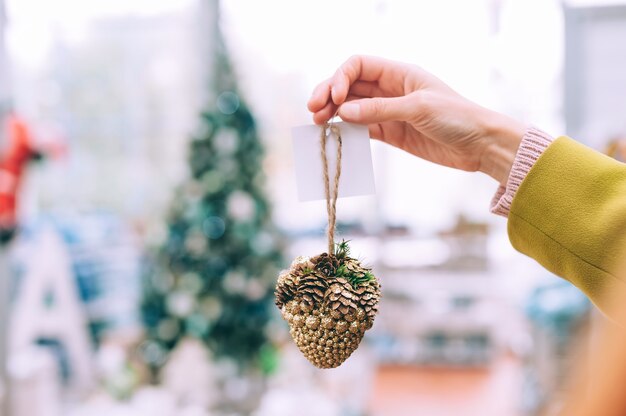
[292,122,376,201]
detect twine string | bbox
[320,121,342,254]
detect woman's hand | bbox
[307,55,527,185]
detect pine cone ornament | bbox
[275,241,381,368]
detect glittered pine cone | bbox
[275,270,298,309]
[276,246,381,369]
[311,252,340,276]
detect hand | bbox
[307,55,527,185]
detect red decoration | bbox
[0,114,41,242]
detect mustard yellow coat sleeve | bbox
[508,136,626,318]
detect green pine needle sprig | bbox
[346,270,375,288]
[334,240,351,259]
[333,240,375,288]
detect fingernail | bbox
[339,103,360,120]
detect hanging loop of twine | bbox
[320,121,342,255]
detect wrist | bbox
[479,113,526,185]
[489,126,555,217]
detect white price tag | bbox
[291,121,376,202]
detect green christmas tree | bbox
[140,2,283,391]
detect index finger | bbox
[331,55,409,105]
[307,78,332,113]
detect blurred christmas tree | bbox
[140,0,283,407]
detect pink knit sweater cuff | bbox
[490,127,554,217]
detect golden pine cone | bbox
[276,252,381,369]
[311,253,340,275]
[275,270,298,308]
[276,256,313,309]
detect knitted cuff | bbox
[490,127,555,217]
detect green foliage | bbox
[336,265,375,288]
[333,240,375,288]
[348,270,375,288]
[334,239,351,259]
[335,264,347,277]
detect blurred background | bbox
[0,0,624,415]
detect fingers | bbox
[308,55,409,124]
[312,102,337,125]
[311,92,371,125]
[337,95,416,125]
[307,78,332,113]
[349,81,388,99]
[332,55,407,105]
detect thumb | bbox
[337,96,414,124]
